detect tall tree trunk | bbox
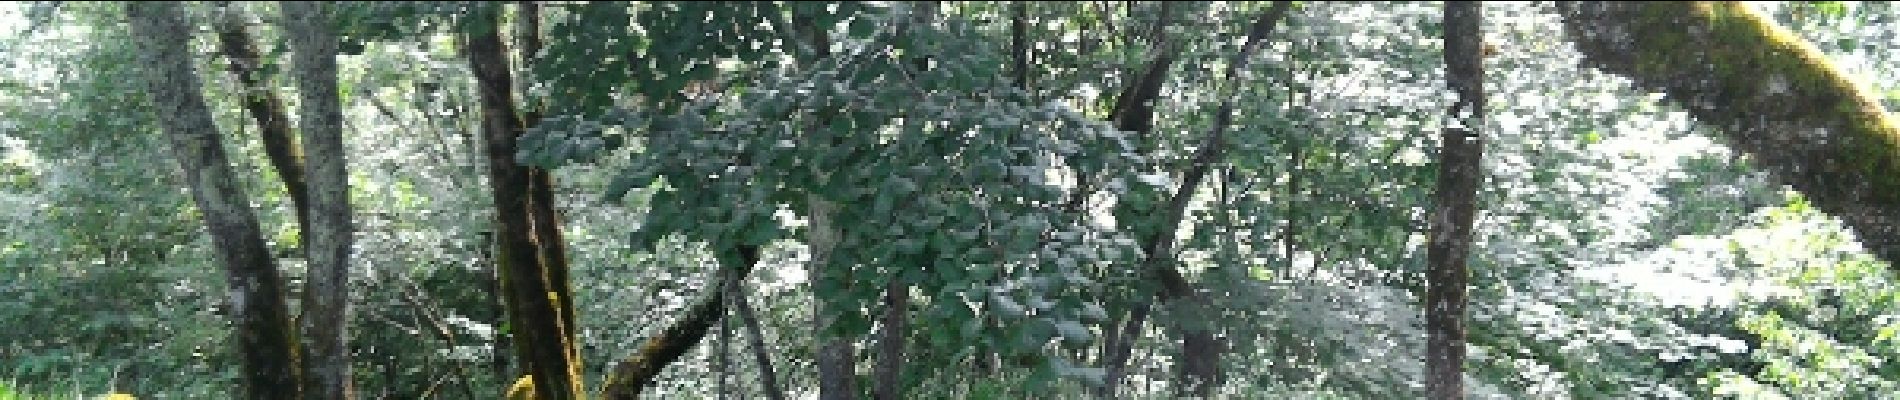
[464,4,581,399]
[1012,1,1030,90]
[1425,2,1485,399]
[1556,1,1900,267]
[213,5,310,236]
[282,2,357,399]
[1094,6,1182,396]
[127,2,303,399]
[514,2,582,360]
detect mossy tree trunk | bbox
[601,246,763,399]
[127,2,303,399]
[1557,1,1900,266]
[213,5,311,237]
[1425,2,1485,399]
[282,2,357,399]
[464,3,583,399]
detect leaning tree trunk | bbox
[1097,2,1294,397]
[214,5,311,236]
[1425,2,1485,400]
[282,2,357,399]
[464,4,583,399]
[1556,1,1900,266]
[600,246,762,399]
[127,2,303,399]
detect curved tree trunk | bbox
[282,2,357,399]
[127,2,303,399]
[1425,2,1485,399]
[1556,1,1900,266]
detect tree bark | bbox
[1555,1,1900,267]
[282,2,357,399]
[790,10,859,400]
[873,279,908,400]
[127,2,303,399]
[1425,3,1485,399]
[514,2,582,359]
[464,4,581,399]
[1096,38,1177,400]
[807,197,860,400]
[1012,1,1030,90]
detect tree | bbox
[462,4,583,399]
[1557,1,1900,267]
[1425,2,1485,399]
[126,2,301,398]
[282,2,357,399]
[17,1,1900,399]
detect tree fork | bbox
[128,2,303,398]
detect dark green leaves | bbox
[515,114,622,169]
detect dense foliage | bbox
[1,1,1897,399]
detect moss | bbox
[1560,1,1900,263]
[506,375,535,400]
[1619,2,1900,200]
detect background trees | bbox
[1,1,1897,398]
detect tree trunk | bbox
[1098,3,1293,397]
[1012,1,1030,90]
[1096,11,1182,398]
[213,6,310,236]
[127,2,303,399]
[514,2,582,361]
[282,2,357,399]
[789,10,860,400]
[807,197,860,400]
[1426,3,1485,399]
[464,4,581,399]
[874,279,908,400]
[1556,1,1900,266]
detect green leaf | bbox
[992,293,1025,317]
[1053,320,1092,343]
[1079,303,1108,322]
